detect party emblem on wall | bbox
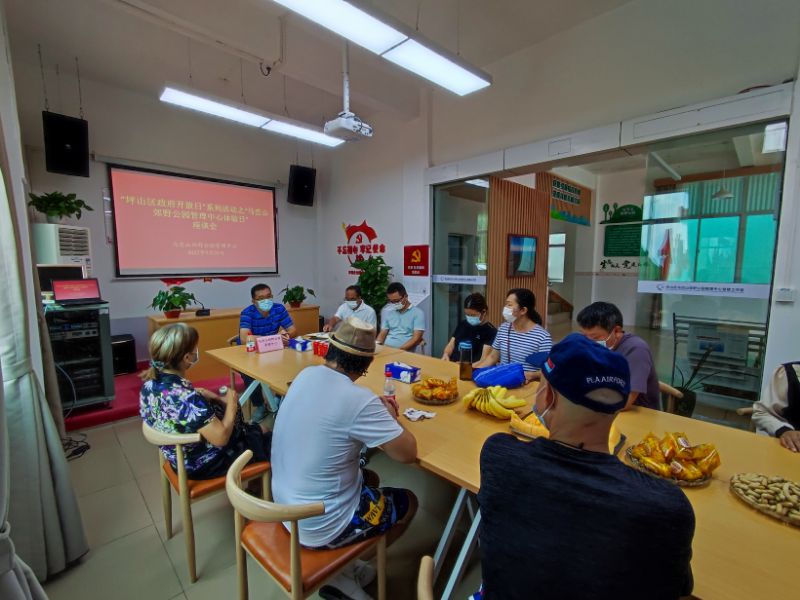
[337,221,385,274]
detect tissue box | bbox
[289,338,313,352]
[385,362,421,384]
[256,335,283,353]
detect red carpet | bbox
[64,364,247,432]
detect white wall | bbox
[15,68,329,359]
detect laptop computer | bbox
[52,278,108,307]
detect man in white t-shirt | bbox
[323,285,377,332]
[271,317,418,600]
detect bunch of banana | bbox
[462,385,526,420]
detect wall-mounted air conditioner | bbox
[32,224,93,276]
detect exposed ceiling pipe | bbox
[342,41,350,113]
[650,151,682,181]
[97,0,284,72]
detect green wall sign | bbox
[601,203,643,223]
[604,224,643,257]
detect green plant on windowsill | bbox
[28,191,94,223]
[148,286,198,318]
[351,255,393,318]
[280,285,316,308]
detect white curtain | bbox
[0,0,88,588]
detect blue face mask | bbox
[466,315,482,326]
[257,299,273,312]
[532,385,553,429]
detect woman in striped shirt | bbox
[475,288,552,382]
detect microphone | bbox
[196,300,211,317]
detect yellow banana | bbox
[488,396,514,419]
[496,395,526,409]
[496,387,507,400]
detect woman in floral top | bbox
[140,323,271,480]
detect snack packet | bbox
[659,434,676,462]
[665,431,693,459]
[696,448,721,475]
[641,456,672,478]
[691,443,716,460]
[630,442,648,460]
[670,458,703,481]
[642,432,666,463]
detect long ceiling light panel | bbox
[272,0,492,96]
[160,83,344,147]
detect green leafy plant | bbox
[350,256,393,315]
[28,191,94,219]
[148,286,198,313]
[280,285,315,305]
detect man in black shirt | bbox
[478,334,695,600]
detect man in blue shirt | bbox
[238,284,297,423]
[377,282,425,351]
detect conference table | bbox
[207,344,800,600]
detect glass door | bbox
[431,178,489,358]
[635,121,788,428]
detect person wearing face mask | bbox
[238,283,298,423]
[474,288,551,382]
[323,285,377,332]
[477,334,695,600]
[441,292,496,363]
[140,323,272,480]
[377,282,426,350]
[577,301,660,411]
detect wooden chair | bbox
[142,422,271,583]
[736,407,757,432]
[660,381,684,414]
[417,556,434,600]
[226,450,387,600]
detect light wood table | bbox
[147,304,321,383]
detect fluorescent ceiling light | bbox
[272,0,407,55]
[383,39,491,96]
[465,179,490,188]
[762,123,787,154]
[160,87,269,128]
[262,120,344,147]
[160,83,344,146]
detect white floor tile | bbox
[68,424,120,453]
[115,417,162,477]
[78,479,153,548]
[68,443,135,498]
[383,506,447,578]
[154,499,238,587]
[42,526,182,600]
[184,556,291,600]
[382,464,461,525]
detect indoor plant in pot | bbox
[28,191,94,223]
[149,286,198,318]
[673,346,717,417]
[280,285,315,308]
[350,255,393,327]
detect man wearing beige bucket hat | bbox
[271,317,418,600]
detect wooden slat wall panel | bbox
[535,171,593,225]
[487,176,551,328]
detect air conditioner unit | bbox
[32,224,93,277]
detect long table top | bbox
[207,346,800,599]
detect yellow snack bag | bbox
[666,431,693,460]
[696,448,721,475]
[659,434,676,462]
[670,458,703,481]
[643,432,667,463]
[691,443,716,460]
[641,457,672,478]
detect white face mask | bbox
[502,307,517,322]
[596,332,614,348]
[345,300,359,310]
[188,349,199,366]
[533,385,553,429]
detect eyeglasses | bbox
[255,295,273,301]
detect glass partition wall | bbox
[431,178,490,358]
[636,121,787,428]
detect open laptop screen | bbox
[52,279,101,303]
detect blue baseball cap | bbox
[526,333,631,414]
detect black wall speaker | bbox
[42,111,90,178]
[287,164,316,207]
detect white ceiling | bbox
[6,0,634,128]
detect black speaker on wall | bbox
[42,111,90,178]
[287,164,316,207]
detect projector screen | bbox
[109,167,277,277]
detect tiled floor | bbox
[47,417,482,600]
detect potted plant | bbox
[280,285,315,308]
[28,191,94,223]
[673,346,718,417]
[351,256,393,325]
[148,286,198,318]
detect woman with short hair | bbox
[140,322,271,479]
[474,288,552,382]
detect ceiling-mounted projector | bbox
[327,41,374,142]
[324,111,373,142]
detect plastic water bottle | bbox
[246,334,255,353]
[383,372,396,402]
